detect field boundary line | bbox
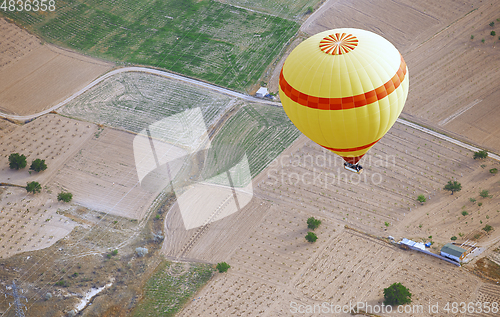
[396,118,500,161]
[439,99,482,126]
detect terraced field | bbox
[1,0,299,90]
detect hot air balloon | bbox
[279,28,409,173]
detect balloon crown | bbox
[319,33,358,55]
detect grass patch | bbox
[132,261,214,317]
[1,0,298,90]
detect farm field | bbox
[170,116,499,316]
[0,114,95,258]
[218,0,319,19]
[0,0,299,91]
[0,18,113,116]
[58,71,301,183]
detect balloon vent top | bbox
[319,33,358,55]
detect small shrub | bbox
[483,225,493,233]
[490,21,495,27]
[30,158,47,172]
[216,262,230,273]
[482,38,485,43]
[478,202,483,206]
[490,168,498,174]
[55,280,68,287]
[473,233,482,240]
[451,236,457,241]
[26,181,41,194]
[473,150,488,159]
[417,194,426,204]
[135,247,148,257]
[469,198,476,203]
[383,283,412,305]
[111,249,118,256]
[480,190,490,198]
[8,153,27,170]
[492,31,497,36]
[307,217,321,230]
[461,210,468,216]
[385,222,390,227]
[307,6,313,13]
[471,35,474,39]
[57,192,73,203]
[305,231,318,243]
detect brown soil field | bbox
[167,120,499,316]
[50,127,165,220]
[0,18,113,116]
[0,114,95,258]
[272,0,500,153]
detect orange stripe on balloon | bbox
[280,56,407,110]
[320,138,381,153]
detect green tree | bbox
[483,225,493,233]
[479,190,490,198]
[451,236,457,241]
[307,217,321,230]
[473,150,488,159]
[8,153,27,170]
[444,181,462,195]
[417,194,426,204]
[461,210,468,216]
[26,181,41,194]
[30,158,47,172]
[305,232,318,243]
[383,283,412,306]
[216,262,230,273]
[492,31,497,36]
[57,192,73,203]
[490,21,495,27]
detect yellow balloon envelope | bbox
[279,28,409,165]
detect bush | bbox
[8,153,27,170]
[305,232,318,243]
[26,181,41,194]
[383,283,412,306]
[444,181,461,195]
[111,249,118,256]
[307,6,313,13]
[57,192,73,203]
[490,168,498,174]
[307,217,321,230]
[483,225,493,233]
[492,31,497,36]
[216,262,230,273]
[471,35,474,39]
[417,194,426,204]
[490,21,495,27]
[451,236,457,241]
[135,247,148,257]
[30,158,47,172]
[469,198,476,203]
[479,190,490,198]
[55,280,69,287]
[461,211,468,216]
[473,150,488,159]
[478,202,483,206]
